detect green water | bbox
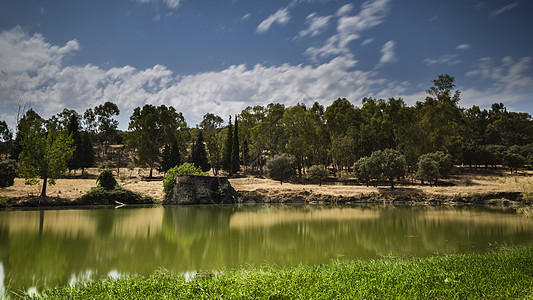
[1,204,532,295]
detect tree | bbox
[94,101,120,155]
[503,152,525,173]
[231,116,240,174]
[58,109,86,173]
[0,160,17,188]
[307,165,329,186]
[354,156,373,186]
[160,138,181,173]
[200,113,224,175]
[18,110,74,198]
[191,131,211,172]
[265,153,296,184]
[127,104,186,178]
[370,149,406,188]
[221,116,233,174]
[0,120,12,159]
[415,155,440,185]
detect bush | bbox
[265,154,296,185]
[415,156,440,185]
[307,165,329,186]
[77,185,153,205]
[96,169,118,190]
[163,163,209,195]
[0,159,17,188]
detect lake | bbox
[1,204,532,296]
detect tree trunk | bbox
[40,175,48,198]
[149,167,153,178]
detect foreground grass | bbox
[22,246,533,299]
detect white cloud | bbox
[241,13,251,22]
[456,43,471,50]
[256,8,291,33]
[306,0,391,60]
[376,40,396,67]
[361,38,374,46]
[336,3,354,16]
[297,13,331,38]
[423,54,461,66]
[136,0,180,9]
[489,2,519,16]
[1,27,396,129]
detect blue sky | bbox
[1,0,532,130]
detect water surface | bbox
[1,204,532,295]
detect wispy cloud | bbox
[241,13,251,22]
[135,0,180,10]
[297,13,331,38]
[305,0,391,60]
[256,8,291,33]
[423,54,461,66]
[376,40,396,68]
[489,2,519,16]
[456,43,471,50]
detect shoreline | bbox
[1,171,532,208]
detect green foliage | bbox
[96,169,118,190]
[18,109,74,197]
[32,246,533,300]
[265,153,296,184]
[416,151,454,185]
[127,104,186,178]
[163,162,209,194]
[77,185,153,205]
[0,159,17,188]
[354,149,406,188]
[191,131,210,172]
[221,116,233,173]
[307,165,328,185]
[503,152,526,173]
[159,138,181,173]
[416,156,440,185]
[231,117,240,174]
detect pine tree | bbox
[191,131,211,172]
[231,116,240,174]
[221,116,233,173]
[160,138,181,173]
[79,131,95,174]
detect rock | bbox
[163,175,238,205]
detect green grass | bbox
[23,246,533,299]
[76,185,154,205]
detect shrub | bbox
[163,163,208,195]
[0,159,17,188]
[415,156,440,185]
[96,169,118,190]
[77,185,153,205]
[307,165,329,186]
[265,154,296,185]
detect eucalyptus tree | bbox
[127,104,187,178]
[18,109,74,198]
[199,113,223,174]
[0,120,12,159]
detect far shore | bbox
[1,168,533,207]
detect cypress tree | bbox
[221,116,233,173]
[191,131,211,172]
[231,116,240,174]
[79,131,95,174]
[160,138,181,173]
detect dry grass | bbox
[2,168,532,203]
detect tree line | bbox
[2,74,533,195]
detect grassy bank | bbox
[24,246,533,299]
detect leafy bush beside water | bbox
[77,170,153,204]
[163,163,208,195]
[31,246,533,299]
